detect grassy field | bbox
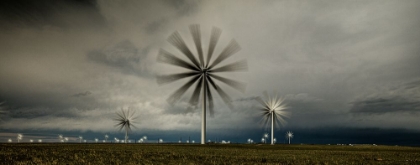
[1,143,419,165]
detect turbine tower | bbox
[157,24,247,144]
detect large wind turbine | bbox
[157,24,247,144]
[114,108,138,143]
[256,91,290,145]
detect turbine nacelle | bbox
[201,68,209,75]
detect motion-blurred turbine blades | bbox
[206,81,215,117]
[206,27,222,67]
[167,75,201,105]
[156,72,198,85]
[157,49,199,71]
[189,76,204,106]
[209,39,241,69]
[167,31,200,69]
[210,74,246,93]
[190,24,204,67]
[207,77,233,109]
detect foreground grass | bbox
[0,143,419,165]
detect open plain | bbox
[1,144,419,164]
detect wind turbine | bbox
[263,133,269,144]
[17,134,22,143]
[256,91,290,145]
[286,131,294,144]
[105,134,109,143]
[157,24,247,144]
[58,134,63,143]
[114,108,138,143]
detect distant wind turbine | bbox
[263,133,269,144]
[257,91,290,145]
[286,131,294,144]
[157,24,247,144]
[114,108,138,143]
[17,134,22,143]
[58,134,63,142]
[105,134,109,143]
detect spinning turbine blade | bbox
[167,75,201,104]
[263,113,270,128]
[206,27,222,67]
[275,109,290,121]
[157,72,198,85]
[130,124,138,130]
[167,31,200,69]
[189,76,203,106]
[209,39,241,69]
[122,109,126,119]
[210,74,246,93]
[207,77,233,109]
[274,114,286,128]
[115,113,124,121]
[206,81,215,117]
[157,49,199,71]
[211,59,248,72]
[190,24,204,67]
[116,124,124,131]
[207,74,218,90]
[257,110,270,127]
[130,111,139,121]
[274,115,282,129]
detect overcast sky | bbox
[1,0,420,144]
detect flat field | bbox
[1,143,419,164]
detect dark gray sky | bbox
[1,0,420,144]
